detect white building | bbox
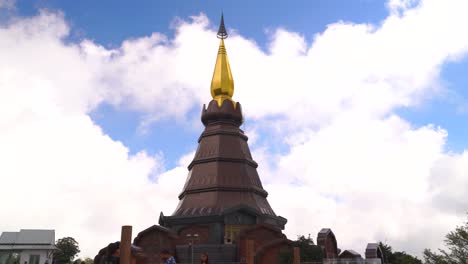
[0,230,56,264]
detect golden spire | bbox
[211,13,235,107]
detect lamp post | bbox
[186,234,199,264]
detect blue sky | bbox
[1,0,468,257]
[14,0,388,46]
[11,0,468,166]
[398,60,468,153]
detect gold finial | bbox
[211,13,235,107]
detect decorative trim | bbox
[178,186,268,199]
[198,129,248,142]
[188,157,258,170]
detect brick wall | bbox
[237,224,287,262]
[133,226,177,264]
[257,242,292,264]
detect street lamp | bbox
[186,234,199,264]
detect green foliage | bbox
[423,214,468,264]
[391,251,423,264]
[74,258,93,264]
[378,242,422,264]
[53,237,81,264]
[293,234,324,262]
[1,252,20,264]
[423,249,450,264]
[379,242,392,263]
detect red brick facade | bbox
[317,228,338,258]
[132,225,177,264]
[256,239,293,264]
[96,224,295,264]
[237,224,292,264]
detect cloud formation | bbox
[0,0,467,258]
[0,10,184,256]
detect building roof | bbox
[0,229,55,250]
[365,243,383,259]
[0,232,18,244]
[319,228,332,234]
[366,243,379,250]
[339,249,363,259]
[346,250,361,256]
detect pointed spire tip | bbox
[217,13,228,39]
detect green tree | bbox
[379,242,393,263]
[392,251,423,264]
[378,242,422,264]
[423,214,468,264]
[293,234,324,262]
[75,258,93,264]
[53,237,81,264]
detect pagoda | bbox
[159,13,287,241]
[95,15,292,264]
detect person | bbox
[159,249,176,264]
[200,253,209,264]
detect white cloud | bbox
[428,151,468,214]
[0,0,468,259]
[0,11,187,257]
[262,114,457,256]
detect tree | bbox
[54,237,81,264]
[75,258,93,264]
[379,242,393,263]
[392,251,423,264]
[423,249,449,264]
[423,214,468,264]
[293,234,324,262]
[378,242,422,264]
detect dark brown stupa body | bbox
[160,99,286,227]
[174,99,277,218]
[158,99,287,262]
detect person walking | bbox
[159,249,176,264]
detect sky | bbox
[0,0,467,259]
